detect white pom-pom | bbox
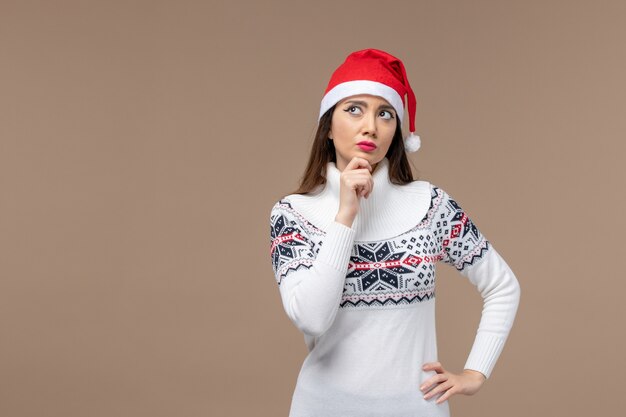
[404,132,421,153]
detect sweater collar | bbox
[286,157,432,241]
[322,157,394,207]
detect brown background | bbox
[1,1,624,416]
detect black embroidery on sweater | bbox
[430,186,490,271]
[269,186,490,309]
[269,200,321,286]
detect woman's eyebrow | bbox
[345,100,395,112]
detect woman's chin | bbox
[354,150,377,159]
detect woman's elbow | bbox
[510,274,521,310]
[284,298,335,337]
[288,313,332,338]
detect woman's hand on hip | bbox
[420,361,486,405]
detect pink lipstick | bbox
[357,141,377,151]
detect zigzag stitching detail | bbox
[455,240,491,271]
[275,200,326,237]
[277,259,314,285]
[423,185,443,231]
[340,290,435,308]
[341,287,435,301]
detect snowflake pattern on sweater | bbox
[269,185,490,309]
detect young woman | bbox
[268,48,521,417]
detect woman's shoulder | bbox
[269,197,304,229]
[269,194,328,237]
[396,178,434,196]
[416,181,477,216]
[269,192,319,223]
[405,179,449,198]
[270,191,315,210]
[398,180,455,215]
[269,195,294,216]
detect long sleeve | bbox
[269,199,356,337]
[434,186,521,379]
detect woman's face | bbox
[329,94,398,172]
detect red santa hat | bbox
[318,48,421,153]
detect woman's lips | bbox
[357,141,377,151]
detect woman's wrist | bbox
[462,369,487,381]
[335,211,355,228]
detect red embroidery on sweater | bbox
[270,232,307,256]
[348,254,443,270]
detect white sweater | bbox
[268,157,521,417]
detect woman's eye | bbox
[347,106,362,115]
[380,110,394,120]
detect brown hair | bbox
[288,105,418,196]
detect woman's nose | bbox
[361,112,377,137]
